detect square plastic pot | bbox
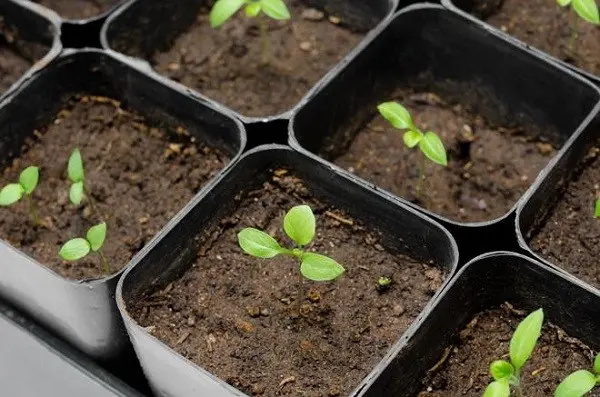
[359,251,600,396]
[0,0,60,99]
[116,144,459,397]
[31,0,129,24]
[0,48,246,362]
[441,0,600,86]
[289,3,600,229]
[100,0,399,123]
[0,299,143,397]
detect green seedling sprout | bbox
[59,222,109,274]
[209,0,291,65]
[483,308,544,397]
[0,166,40,225]
[377,276,392,292]
[377,101,448,199]
[238,205,345,282]
[555,353,600,397]
[556,0,599,53]
[595,198,600,218]
[68,148,101,219]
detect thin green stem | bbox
[98,249,110,275]
[568,10,579,55]
[258,17,270,65]
[416,151,426,199]
[26,195,40,226]
[83,184,102,221]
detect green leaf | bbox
[483,380,510,397]
[572,0,600,24]
[283,205,316,247]
[70,181,84,206]
[260,0,291,20]
[87,222,107,252]
[0,183,24,206]
[19,166,39,195]
[509,308,544,370]
[300,253,345,281]
[593,353,600,374]
[245,2,261,17]
[554,370,596,397]
[403,130,423,148]
[377,102,413,130]
[595,199,600,218]
[238,228,284,258]
[210,0,245,27]
[557,0,572,6]
[68,148,84,183]
[59,238,91,261]
[419,131,448,166]
[490,360,514,381]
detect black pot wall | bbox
[0,0,60,99]
[0,49,245,362]
[359,251,600,396]
[289,3,600,228]
[441,0,600,86]
[0,299,144,396]
[116,145,459,397]
[100,0,399,123]
[516,108,600,284]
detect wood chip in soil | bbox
[130,171,445,397]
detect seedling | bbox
[556,0,599,53]
[238,205,345,282]
[376,276,392,292]
[377,101,448,198]
[483,308,544,397]
[68,148,100,218]
[0,166,40,225]
[595,198,600,218]
[59,222,109,274]
[555,353,600,397]
[209,0,291,65]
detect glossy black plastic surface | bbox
[359,252,600,396]
[117,145,459,397]
[289,4,600,227]
[0,49,245,362]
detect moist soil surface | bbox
[420,304,599,396]
[147,1,363,117]
[33,0,121,19]
[467,0,600,76]
[530,144,600,289]
[131,171,445,397]
[0,95,229,280]
[0,17,48,95]
[332,89,555,223]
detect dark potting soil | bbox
[146,1,363,117]
[332,89,554,223]
[0,17,48,95]
[0,95,229,280]
[420,304,599,396]
[130,171,445,397]
[467,0,600,76]
[33,0,121,19]
[530,145,600,289]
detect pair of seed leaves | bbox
[377,102,448,167]
[238,205,345,282]
[0,166,39,206]
[68,148,86,206]
[210,0,290,28]
[557,0,600,24]
[59,222,107,261]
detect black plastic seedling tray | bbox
[116,145,459,397]
[0,48,245,364]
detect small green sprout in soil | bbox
[556,0,599,53]
[377,101,448,199]
[68,148,100,218]
[0,165,40,225]
[483,308,544,397]
[595,198,600,218]
[59,222,109,275]
[555,353,600,397]
[238,204,345,282]
[209,0,291,65]
[376,276,393,292]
